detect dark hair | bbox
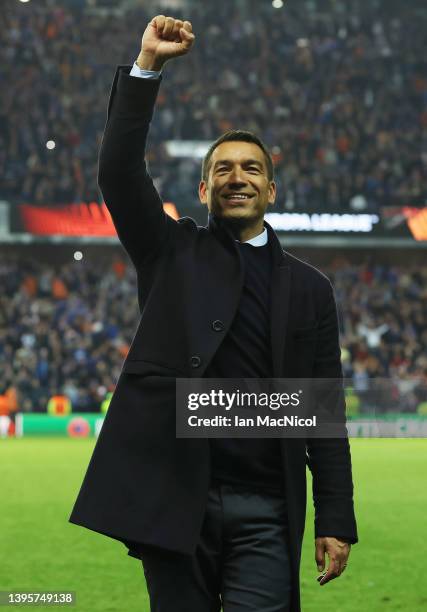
[201,129,274,183]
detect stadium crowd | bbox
[1,0,426,212]
[0,252,426,415]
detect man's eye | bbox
[216,167,259,172]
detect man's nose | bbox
[227,168,247,184]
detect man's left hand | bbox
[315,537,351,586]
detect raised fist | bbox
[138,15,195,70]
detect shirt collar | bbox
[236,226,268,247]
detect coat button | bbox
[212,319,224,332]
[190,355,201,368]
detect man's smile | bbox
[221,194,255,204]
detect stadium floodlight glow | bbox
[46,140,56,150]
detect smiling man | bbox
[199,140,276,241]
[69,14,358,612]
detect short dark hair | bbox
[201,129,274,184]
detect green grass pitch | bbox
[1,437,426,611]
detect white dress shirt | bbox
[130,61,163,79]
[237,228,268,246]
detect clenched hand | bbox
[137,15,195,71]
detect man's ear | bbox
[268,180,277,207]
[199,180,208,206]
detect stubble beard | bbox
[212,196,263,237]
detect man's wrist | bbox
[316,535,353,544]
[136,53,165,72]
[332,537,352,544]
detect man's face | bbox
[199,141,276,224]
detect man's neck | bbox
[223,218,265,242]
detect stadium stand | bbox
[1,0,426,212]
[0,250,426,414]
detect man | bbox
[69,15,358,611]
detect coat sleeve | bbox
[97,65,176,269]
[306,279,359,544]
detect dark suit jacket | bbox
[69,65,358,612]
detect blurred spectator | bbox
[356,317,389,348]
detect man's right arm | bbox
[97,66,171,269]
[97,15,195,269]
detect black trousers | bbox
[140,481,292,611]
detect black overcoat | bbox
[69,66,358,611]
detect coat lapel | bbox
[265,221,291,378]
